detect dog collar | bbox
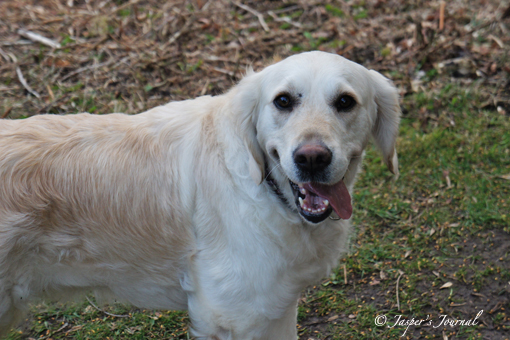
[264,163,289,205]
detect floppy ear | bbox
[369,70,401,176]
[245,129,265,185]
[232,69,266,185]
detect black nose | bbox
[293,144,332,175]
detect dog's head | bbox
[233,51,400,224]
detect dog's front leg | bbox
[256,299,298,340]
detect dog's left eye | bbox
[274,94,293,110]
[334,95,356,111]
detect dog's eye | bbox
[274,94,293,110]
[334,95,356,111]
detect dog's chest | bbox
[190,196,347,317]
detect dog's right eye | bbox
[334,94,356,112]
[274,94,293,110]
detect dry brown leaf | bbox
[88,16,109,37]
[44,58,72,68]
[327,315,339,322]
[68,325,84,332]
[498,174,510,180]
[440,282,453,289]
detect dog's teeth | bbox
[323,199,329,206]
[300,188,307,195]
[298,197,304,207]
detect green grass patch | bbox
[325,4,344,17]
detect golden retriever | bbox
[0,51,400,339]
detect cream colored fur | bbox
[0,51,400,339]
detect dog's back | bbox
[0,107,210,336]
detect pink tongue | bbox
[303,181,352,220]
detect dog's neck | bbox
[264,162,289,205]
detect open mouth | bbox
[289,179,352,224]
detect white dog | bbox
[0,51,400,339]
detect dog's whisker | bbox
[265,163,282,180]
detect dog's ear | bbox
[232,69,265,185]
[246,130,265,185]
[369,70,401,176]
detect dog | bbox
[0,51,400,339]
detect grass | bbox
[6,82,509,339]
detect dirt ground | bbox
[1,0,508,118]
[302,229,510,339]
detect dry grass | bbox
[0,0,508,120]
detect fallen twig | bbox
[16,67,40,98]
[85,296,130,318]
[60,60,114,81]
[233,2,269,32]
[396,270,404,311]
[439,1,445,30]
[0,47,10,62]
[303,292,335,305]
[0,40,34,46]
[489,299,508,314]
[268,10,302,28]
[205,55,251,64]
[343,263,347,285]
[269,5,301,15]
[166,15,196,46]
[200,79,210,96]
[38,322,69,340]
[213,67,236,77]
[18,29,61,49]
[1,106,13,119]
